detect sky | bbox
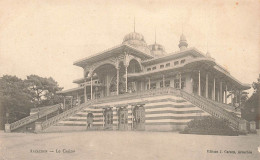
[0,0,259,94]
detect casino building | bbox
[5,30,252,133]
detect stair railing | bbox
[9,104,61,131]
[39,87,180,131]
[179,90,240,130]
[41,101,93,130]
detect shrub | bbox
[181,116,239,136]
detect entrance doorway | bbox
[133,105,145,131]
[104,108,113,130]
[118,107,128,130]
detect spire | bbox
[134,17,135,32]
[178,22,188,51]
[178,33,188,51]
[155,28,157,44]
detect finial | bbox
[134,17,135,32]
[182,21,183,34]
[155,28,157,44]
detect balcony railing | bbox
[92,87,181,104]
[8,104,61,131]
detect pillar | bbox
[84,78,87,102]
[116,67,119,95]
[125,66,128,92]
[70,96,73,108]
[249,121,256,133]
[179,73,182,89]
[148,78,151,89]
[225,85,228,104]
[198,70,201,96]
[213,77,216,101]
[91,76,93,100]
[220,81,223,103]
[163,75,165,88]
[131,105,134,130]
[35,122,43,133]
[63,97,66,109]
[5,124,11,133]
[205,73,208,98]
[102,109,105,128]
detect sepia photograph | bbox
[0,0,259,159]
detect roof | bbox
[141,47,205,66]
[73,44,153,68]
[128,57,250,90]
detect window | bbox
[160,80,170,88]
[174,79,180,88]
[147,68,151,71]
[166,63,170,67]
[160,81,163,88]
[160,65,164,69]
[181,59,186,64]
[147,83,157,89]
[165,80,170,87]
[152,66,156,70]
[174,61,179,66]
[174,78,186,89]
[150,83,156,89]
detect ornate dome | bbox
[148,43,166,57]
[122,32,150,54]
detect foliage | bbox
[26,75,63,107]
[0,75,33,127]
[242,74,260,128]
[0,75,63,129]
[181,116,239,136]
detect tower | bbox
[178,34,188,51]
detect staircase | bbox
[6,87,248,133]
[179,90,247,132]
[37,101,93,132]
[34,87,180,132]
[5,104,61,132]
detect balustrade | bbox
[36,87,245,132]
[8,104,61,131]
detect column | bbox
[131,105,134,130]
[148,77,151,89]
[70,96,73,108]
[225,85,228,104]
[91,76,93,100]
[213,77,216,101]
[84,78,87,102]
[205,73,208,98]
[220,81,223,103]
[76,93,79,103]
[116,68,119,95]
[179,73,182,89]
[102,109,105,128]
[163,75,165,88]
[125,66,128,92]
[231,89,234,106]
[198,70,201,96]
[63,97,66,109]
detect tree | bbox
[0,75,63,130]
[26,75,63,107]
[242,74,260,129]
[0,75,33,128]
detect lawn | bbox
[0,131,259,160]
